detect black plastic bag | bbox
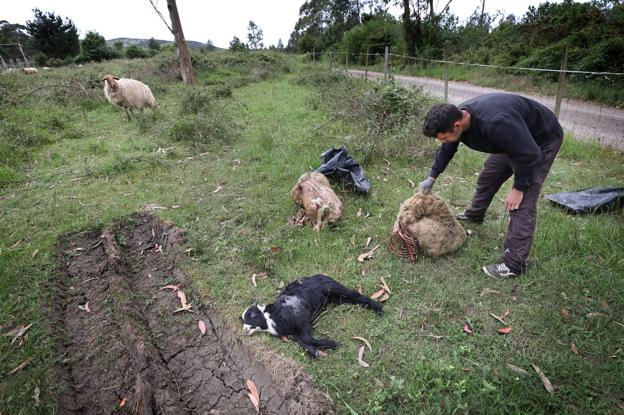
[544,187,624,214]
[315,147,371,193]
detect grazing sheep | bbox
[22,67,38,75]
[389,191,467,261]
[102,74,156,120]
[291,172,342,231]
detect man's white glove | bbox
[418,177,436,193]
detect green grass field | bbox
[1,52,623,414]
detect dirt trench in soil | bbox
[54,212,333,414]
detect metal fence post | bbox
[384,46,389,80]
[365,46,369,81]
[444,41,449,103]
[554,43,569,118]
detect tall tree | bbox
[148,0,195,84]
[247,20,264,49]
[0,21,33,62]
[25,9,79,60]
[289,0,363,51]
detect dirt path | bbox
[54,213,333,415]
[348,69,624,152]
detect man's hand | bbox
[418,177,436,194]
[505,188,524,211]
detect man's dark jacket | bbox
[428,93,563,191]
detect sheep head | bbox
[102,74,120,90]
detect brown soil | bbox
[54,212,333,415]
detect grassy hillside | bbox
[1,51,623,414]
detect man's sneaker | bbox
[455,212,484,224]
[483,263,518,279]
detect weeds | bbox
[295,69,434,160]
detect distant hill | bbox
[106,37,211,50]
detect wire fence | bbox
[305,47,624,152]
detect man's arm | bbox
[428,141,460,179]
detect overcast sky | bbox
[4,1,565,49]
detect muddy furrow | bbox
[55,213,333,415]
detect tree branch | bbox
[147,0,174,34]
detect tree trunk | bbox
[166,0,195,84]
[402,0,417,57]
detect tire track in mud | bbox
[54,212,333,414]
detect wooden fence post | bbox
[554,43,569,118]
[444,41,449,103]
[384,46,389,80]
[365,47,369,80]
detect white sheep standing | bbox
[23,67,38,75]
[102,74,156,120]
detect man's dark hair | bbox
[422,104,463,137]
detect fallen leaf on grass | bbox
[32,249,39,258]
[352,336,372,352]
[246,379,260,414]
[159,285,179,291]
[119,397,126,408]
[198,320,206,335]
[358,245,380,262]
[317,349,328,357]
[177,291,189,308]
[506,363,528,376]
[9,358,32,374]
[408,179,415,188]
[85,302,91,313]
[570,342,578,355]
[503,308,510,318]
[357,208,362,217]
[356,285,363,294]
[173,305,193,313]
[10,239,22,249]
[365,237,372,248]
[213,185,223,193]
[586,312,605,318]
[379,292,390,302]
[561,308,570,320]
[479,288,500,297]
[370,289,385,300]
[379,276,391,294]
[4,323,33,344]
[33,385,40,406]
[356,345,370,368]
[463,324,473,334]
[531,364,554,394]
[489,312,507,325]
[497,326,512,334]
[281,336,290,342]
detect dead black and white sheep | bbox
[102,74,156,120]
[389,191,467,262]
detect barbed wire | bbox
[308,48,624,77]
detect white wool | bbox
[103,77,156,110]
[23,67,38,75]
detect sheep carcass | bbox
[389,191,467,261]
[291,172,342,231]
[102,74,156,119]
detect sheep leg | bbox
[124,108,131,121]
